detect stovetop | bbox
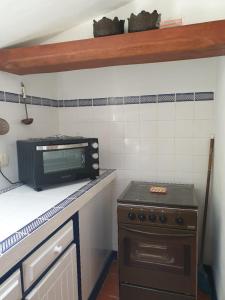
[118,181,198,209]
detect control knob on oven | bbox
[92,142,99,149]
[176,216,184,225]
[159,214,167,223]
[128,212,136,220]
[92,153,99,159]
[149,213,157,222]
[138,213,146,222]
[92,163,99,170]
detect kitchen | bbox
[0,0,224,299]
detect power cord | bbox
[0,168,20,185]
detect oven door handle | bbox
[120,226,195,238]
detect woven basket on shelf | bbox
[93,17,125,37]
[128,10,161,33]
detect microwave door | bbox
[36,143,89,175]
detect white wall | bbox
[211,57,225,300]
[43,0,224,267]
[57,58,217,259]
[0,71,58,189]
[0,0,223,285]
[57,58,216,99]
[44,0,225,44]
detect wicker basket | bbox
[0,118,9,135]
[128,10,161,33]
[93,17,125,37]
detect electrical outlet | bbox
[0,153,9,168]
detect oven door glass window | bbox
[119,224,196,295]
[43,148,85,174]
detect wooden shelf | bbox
[0,19,225,75]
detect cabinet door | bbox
[0,270,22,300]
[23,221,74,291]
[25,244,78,300]
[79,185,113,300]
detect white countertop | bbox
[0,169,116,278]
[0,179,91,242]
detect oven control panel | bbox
[118,205,198,230]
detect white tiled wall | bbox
[0,71,59,189]
[59,100,215,250]
[0,103,59,189]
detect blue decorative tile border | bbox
[93,98,108,106]
[176,92,194,102]
[0,169,115,255]
[0,90,214,108]
[158,93,175,103]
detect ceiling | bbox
[0,0,133,48]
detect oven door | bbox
[118,224,197,296]
[35,143,92,186]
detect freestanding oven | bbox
[118,182,198,300]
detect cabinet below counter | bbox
[0,169,116,280]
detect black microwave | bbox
[17,136,99,191]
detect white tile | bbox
[125,122,140,138]
[194,101,214,120]
[193,138,210,155]
[109,154,125,169]
[138,171,158,182]
[98,136,110,152]
[192,155,208,173]
[140,139,158,155]
[176,102,194,120]
[110,138,125,154]
[124,138,140,154]
[124,154,140,170]
[108,105,125,122]
[193,119,214,138]
[128,171,144,181]
[174,172,193,184]
[140,103,158,121]
[158,139,175,155]
[158,103,175,120]
[124,104,140,122]
[92,122,110,138]
[175,120,193,138]
[157,172,175,183]
[158,121,175,138]
[72,107,93,122]
[0,180,90,241]
[139,155,157,172]
[175,139,193,155]
[158,155,175,172]
[92,106,110,122]
[175,155,193,173]
[62,122,93,137]
[140,121,157,138]
[99,152,110,168]
[109,122,124,138]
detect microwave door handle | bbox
[120,226,195,238]
[36,143,89,151]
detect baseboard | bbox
[88,251,117,300]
